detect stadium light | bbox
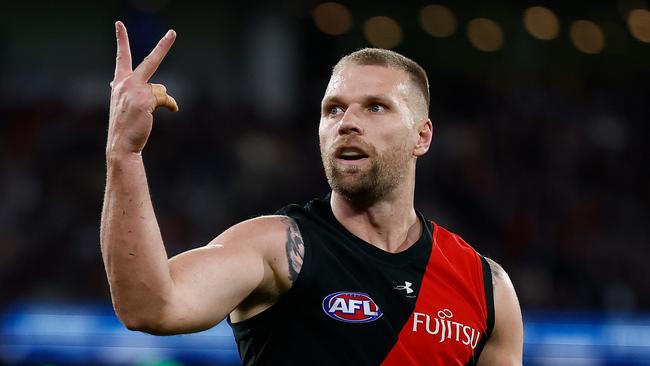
[363,16,403,49]
[467,18,504,52]
[420,4,457,38]
[313,2,353,36]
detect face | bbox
[319,64,429,203]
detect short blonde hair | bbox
[333,48,430,112]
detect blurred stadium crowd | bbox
[0,0,648,315]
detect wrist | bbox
[106,149,143,166]
[106,136,144,163]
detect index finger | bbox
[114,21,133,81]
[133,29,176,82]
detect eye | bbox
[327,105,344,117]
[369,104,386,113]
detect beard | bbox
[321,138,412,206]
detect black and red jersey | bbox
[228,196,494,365]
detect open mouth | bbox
[336,147,369,161]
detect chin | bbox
[323,156,396,204]
[329,175,384,205]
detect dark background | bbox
[1,0,648,316]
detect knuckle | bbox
[111,83,125,96]
[119,75,138,88]
[114,79,132,93]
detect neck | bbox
[330,178,421,253]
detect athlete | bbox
[101,21,523,365]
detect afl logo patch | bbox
[322,291,383,323]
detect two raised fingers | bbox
[114,21,176,83]
[113,21,179,112]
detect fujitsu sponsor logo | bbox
[412,309,481,349]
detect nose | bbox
[337,108,364,136]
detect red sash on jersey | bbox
[382,223,493,365]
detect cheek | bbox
[380,125,408,142]
[318,126,328,152]
[318,120,333,146]
[381,128,414,153]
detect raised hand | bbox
[107,21,178,157]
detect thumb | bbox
[151,83,179,112]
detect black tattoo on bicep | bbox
[281,217,305,283]
[485,257,506,287]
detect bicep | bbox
[165,243,267,333]
[155,217,286,334]
[478,258,524,366]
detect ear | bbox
[413,118,433,157]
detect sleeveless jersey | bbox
[229,196,494,365]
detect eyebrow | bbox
[321,94,393,108]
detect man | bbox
[101,21,523,365]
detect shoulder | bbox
[208,215,296,250]
[209,214,305,286]
[477,257,523,366]
[483,258,520,312]
[433,223,480,255]
[484,257,508,287]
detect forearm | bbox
[100,152,173,329]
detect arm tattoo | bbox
[485,257,506,287]
[281,217,305,283]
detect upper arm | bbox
[152,215,301,334]
[477,257,524,366]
